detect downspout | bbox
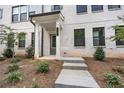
[30,17,36,58]
[41,28,44,56]
[30,17,44,57]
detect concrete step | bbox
[63,62,88,70]
[59,57,85,63]
[54,69,100,88]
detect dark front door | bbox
[50,35,56,55]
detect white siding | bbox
[0,5,124,58]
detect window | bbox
[31,32,35,47]
[115,26,124,46]
[52,5,63,11]
[12,5,28,22]
[18,34,25,48]
[92,5,103,12]
[51,35,56,48]
[74,29,85,46]
[76,5,87,13]
[12,6,19,22]
[93,27,105,46]
[116,39,124,46]
[29,5,36,16]
[108,5,121,10]
[20,6,27,21]
[0,9,3,19]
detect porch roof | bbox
[30,11,64,31]
[30,11,60,17]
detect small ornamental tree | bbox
[0,25,26,58]
[26,46,34,58]
[94,47,105,60]
[110,16,124,42]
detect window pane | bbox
[20,13,27,21]
[12,14,18,22]
[77,5,87,13]
[74,29,85,46]
[52,5,62,11]
[12,6,19,22]
[93,37,99,46]
[13,7,19,14]
[31,32,35,47]
[52,36,56,47]
[116,40,124,45]
[21,6,27,13]
[54,5,60,10]
[93,27,105,46]
[92,5,103,11]
[93,31,99,37]
[108,5,120,10]
[18,35,25,48]
[115,26,124,45]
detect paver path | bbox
[54,57,99,88]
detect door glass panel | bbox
[52,36,56,47]
[50,35,56,55]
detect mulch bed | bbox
[0,59,63,88]
[84,57,124,88]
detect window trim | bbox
[108,5,121,11]
[74,28,85,47]
[93,27,105,47]
[12,5,29,23]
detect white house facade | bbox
[0,5,124,59]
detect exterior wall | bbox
[0,5,42,55]
[0,5,124,58]
[60,5,124,58]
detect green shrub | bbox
[104,72,122,88]
[32,83,40,88]
[3,48,13,58]
[36,61,49,73]
[26,46,34,58]
[5,71,22,83]
[6,64,19,73]
[11,57,21,63]
[94,47,105,60]
[0,56,6,61]
[112,66,124,74]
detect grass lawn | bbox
[0,58,63,88]
[84,57,124,88]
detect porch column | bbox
[34,23,40,59]
[56,22,61,58]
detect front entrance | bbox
[50,34,56,55]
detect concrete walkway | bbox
[54,57,99,88]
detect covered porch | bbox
[30,11,64,59]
